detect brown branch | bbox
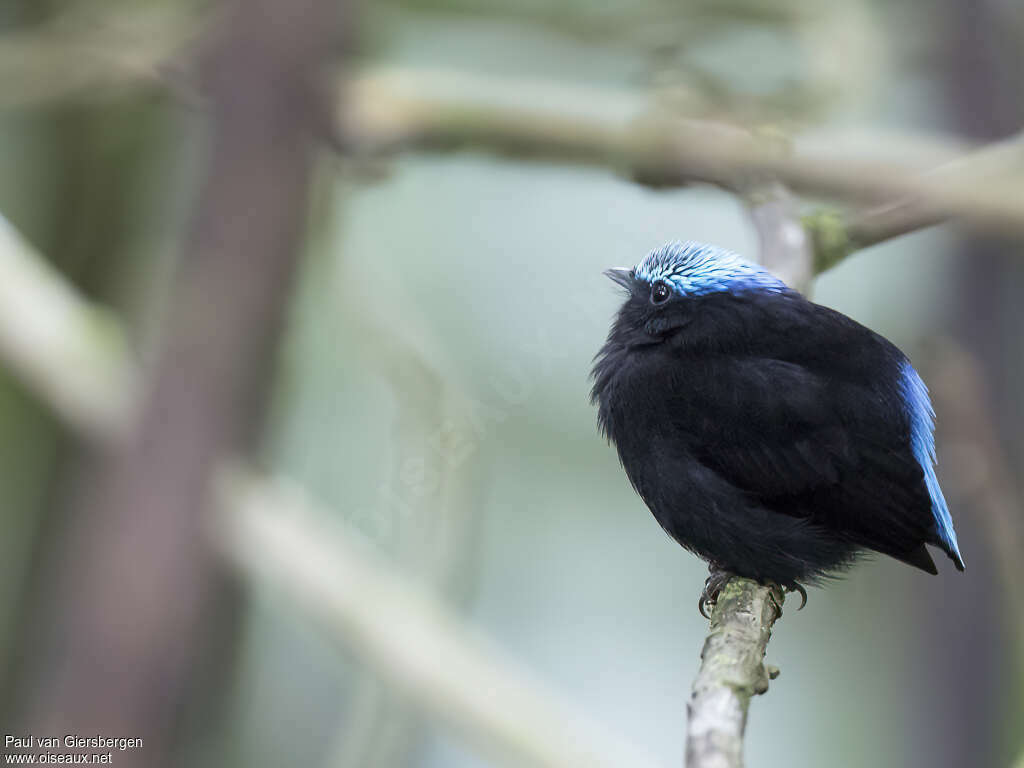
[15,0,340,765]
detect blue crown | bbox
[634,241,787,297]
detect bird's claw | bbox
[767,581,807,615]
[698,566,734,619]
[784,582,808,610]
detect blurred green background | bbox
[0,1,1022,767]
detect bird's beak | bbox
[603,267,633,289]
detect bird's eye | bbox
[651,281,671,304]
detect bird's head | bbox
[604,241,788,343]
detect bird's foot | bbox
[698,567,808,619]
[698,564,734,619]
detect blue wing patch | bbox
[899,361,964,569]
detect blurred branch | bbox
[0,135,661,768]
[5,9,1024,254]
[378,0,883,126]
[0,5,202,108]
[214,468,664,768]
[17,1,340,765]
[342,68,1024,247]
[745,181,814,289]
[805,130,1024,271]
[929,340,1024,668]
[0,17,1019,766]
[0,215,137,440]
[686,579,784,768]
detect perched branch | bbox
[214,468,664,768]
[686,579,784,768]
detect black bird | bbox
[591,241,964,613]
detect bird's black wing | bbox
[664,340,937,570]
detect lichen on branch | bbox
[686,578,784,768]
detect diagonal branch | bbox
[0,133,669,768]
[214,467,665,768]
[0,215,137,440]
[806,130,1024,271]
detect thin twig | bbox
[686,579,784,768]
